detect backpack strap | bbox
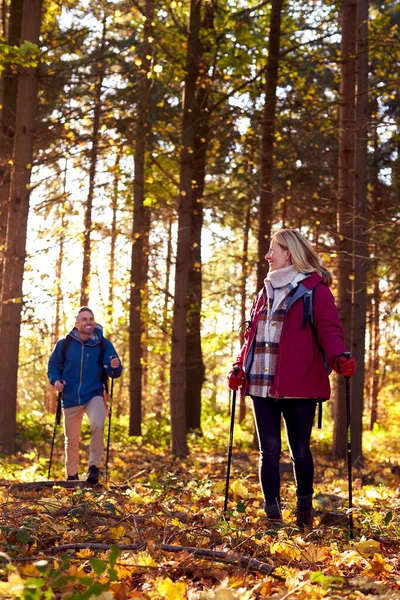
[302,289,330,430]
[60,334,73,379]
[99,338,109,394]
[302,289,332,374]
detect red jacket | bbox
[235,273,347,400]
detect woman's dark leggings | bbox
[252,396,317,516]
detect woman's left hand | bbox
[332,355,356,377]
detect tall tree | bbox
[80,16,107,306]
[170,0,202,455]
[129,0,154,437]
[185,0,215,433]
[0,0,23,302]
[257,0,284,290]
[333,0,357,458]
[351,0,369,462]
[0,0,42,454]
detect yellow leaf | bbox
[20,563,39,577]
[270,541,301,561]
[156,576,186,599]
[362,553,393,576]
[77,547,95,558]
[110,525,125,540]
[213,590,236,600]
[88,592,114,600]
[124,551,157,567]
[230,480,248,499]
[0,573,25,596]
[355,538,381,556]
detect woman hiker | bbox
[227,229,356,529]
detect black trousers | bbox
[252,396,317,516]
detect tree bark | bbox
[350,0,369,463]
[170,0,202,456]
[257,0,284,290]
[129,0,154,437]
[239,202,251,424]
[156,218,173,419]
[185,2,214,433]
[0,0,42,454]
[107,153,120,340]
[46,158,68,413]
[332,0,357,458]
[0,0,23,304]
[80,17,107,306]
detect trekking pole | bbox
[105,375,115,482]
[224,387,237,514]
[48,391,62,480]
[344,352,354,539]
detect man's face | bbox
[75,311,95,337]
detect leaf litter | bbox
[0,437,399,598]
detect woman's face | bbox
[265,240,291,271]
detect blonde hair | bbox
[272,229,333,286]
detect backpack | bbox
[302,288,331,429]
[61,335,109,394]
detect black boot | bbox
[86,465,100,484]
[296,504,314,530]
[67,474,79,481]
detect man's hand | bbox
[110,356,120,369]
[227,366,244,391]
[54,380,65,392]
[332,354,356,377]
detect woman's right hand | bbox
[227,366,244,390]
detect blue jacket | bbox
[47,325,122,408]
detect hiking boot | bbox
[67,474,79,481]
[265,512,283,530]
[86,465,100,485]
[296,505,314,530]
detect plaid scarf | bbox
[248,266,308,398]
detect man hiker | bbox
[48,306,122,484]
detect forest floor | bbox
[1,414,400,599]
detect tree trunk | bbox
[46,158,68,413]
[257,0,284,290]
[239,202,251,424]
[0,0,23,304]
[129,0,154,436]
[156,218,173,420]
[332,0,357,458]
[80,17,107,306]
[350,0,369,463]
[107,153,120,340]
[185,2,214,433]
[0,0,42,454]
[170,0,202,456]
[369,279,380,430]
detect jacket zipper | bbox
[78,344,84,405]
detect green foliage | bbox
[0,40,41,73]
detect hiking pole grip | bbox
[344,352,354,539]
